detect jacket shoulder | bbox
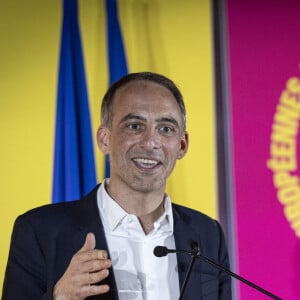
[172,202,217,225]
[15,185,99,231]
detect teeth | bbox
[134,158,157,164]
[133,158,159,168]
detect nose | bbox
[139,128,160,149]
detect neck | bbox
[105,179,166,234]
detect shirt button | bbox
[127,215,134,222]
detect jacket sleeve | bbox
[2,215,54,300]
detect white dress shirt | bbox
[97,180,180,300]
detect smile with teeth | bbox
[132,158,160,169]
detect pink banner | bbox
[226,1,300,299]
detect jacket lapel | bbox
[173,204,203,300]
[70,185,119,300]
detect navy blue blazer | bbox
[2,186,231,299]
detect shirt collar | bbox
[97,179,174,234]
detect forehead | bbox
[112,80,181,114]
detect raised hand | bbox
[53,232,112,300]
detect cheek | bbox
[109,135,136,155]
[169,140,182,155]
[110,132,130,146]
[165,141,182,158]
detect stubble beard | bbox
[128,174,166,194]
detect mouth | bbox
[132,158,161,170]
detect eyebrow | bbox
[119,114,146,124]
[157,117,180,128]
[119,113,180,128]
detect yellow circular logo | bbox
[267,76,300,238]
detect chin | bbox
[131,177,165,193]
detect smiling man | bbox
[2,72,231,300]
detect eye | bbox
[159,126,176,135]
[126,123,143,132]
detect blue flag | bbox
[105,0,128,177]
[52,0,97,203]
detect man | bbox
[2,72,231,299]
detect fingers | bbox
[71,267,110,287]
[81,283,110,298]
[79,256,111,273]
[71,247,110,274]
[77,233,108,263]
[53,232,112,300]
[72,248,109,266]
[71,232,111,273]
[80,232,96,252]
[87,268,110,285]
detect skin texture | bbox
[54,80,189,299]
[53,233,111,300]
[97,81,188,218]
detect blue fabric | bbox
[105,0,128,177]
[52,0,96,203]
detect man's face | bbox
[98,80,188,194]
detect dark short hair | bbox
[101,72,186,130]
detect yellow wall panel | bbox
[0,0,61,291]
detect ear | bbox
[97,125,110,155]
[177,131,189,160]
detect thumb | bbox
[80,232,96,252]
